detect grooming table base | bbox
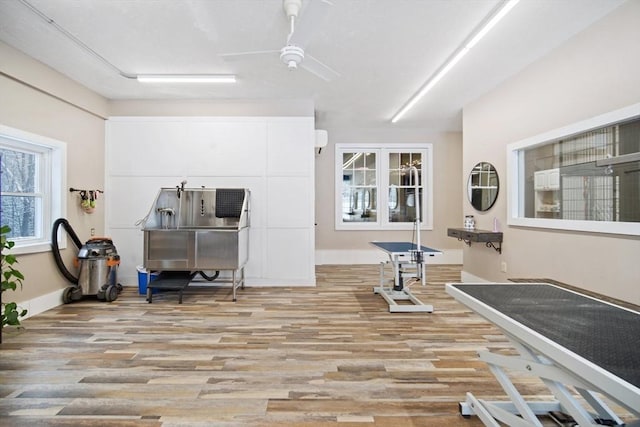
[369,241,442,313]
[373,286,433,313]
[447,283,640,427]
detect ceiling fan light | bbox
[136,74,237,83]
[280,46,304,69]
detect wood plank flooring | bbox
[0,265,633,426]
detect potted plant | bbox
[1,224,26,344]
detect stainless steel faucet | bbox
[157,207,175,215]
[157,207,175,229]
[176,180,187,198]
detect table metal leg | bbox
[373,260,433,313]
[459,335,627,426]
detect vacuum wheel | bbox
[62,286,82,304]
[62,286,75,304]
[105,284,119,302]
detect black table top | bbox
[370,241,442,255]
[450,283,640,389]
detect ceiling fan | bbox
[220,0,340,82]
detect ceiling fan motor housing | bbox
[280,45,304,70]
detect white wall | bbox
[105,116,316,287]
[462,0,640,304]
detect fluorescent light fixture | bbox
[391,0,520,123]
[17,3,239,86]
[136,74,236,83]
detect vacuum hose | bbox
[51,218,83,284]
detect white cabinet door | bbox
[534,168,560,190]
[534,170,548,190]
[547,168,560,190]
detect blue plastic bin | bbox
[137,265,159,295]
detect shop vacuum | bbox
[52,218,122,303]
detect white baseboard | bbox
[242,279,316,287]
[315,249,462,265]
[460,270,490,283]
[19,288,65,319]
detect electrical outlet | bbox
[90,228,95,236]
[500,261,507,273]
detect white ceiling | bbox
[0,0,627,131]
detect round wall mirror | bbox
[467,162,499,211]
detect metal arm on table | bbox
[407,165,424,280]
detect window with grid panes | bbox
[0,125,66,254]
[335,144,433,230]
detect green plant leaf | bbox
[2,280,17,291]
[1,224,27,329]
[4,310,20,325]
[10,269,25,280]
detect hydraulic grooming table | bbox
[370,241,442,313]
[446,283,640,427]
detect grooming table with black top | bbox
[370,241,442,313]
[446,283,640,427]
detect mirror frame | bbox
[467,162,499,211]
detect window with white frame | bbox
[0,125,66,254]
[507,103,640,236]
[335,144,433,230]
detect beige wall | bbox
[462,0,640,305]
[0,42,109,303]
[314,127,463,252]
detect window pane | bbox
[363,153,376,185]
[1,147,39,239]
[341,186,377,222]
[1,148,37,192]
[518,117,640,223]
[388,151,423,223]
[341,152,377,223]
[389,187,423,223]
[389,152,400,170]
[1,195,37,239]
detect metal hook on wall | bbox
[69,188,104,213]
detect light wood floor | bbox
[0,265,632,426]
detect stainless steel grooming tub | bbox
[140,186,250,302]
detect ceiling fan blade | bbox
[301,53,340,82]
[288,0,333,48]
[219,49,280,59]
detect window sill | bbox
[335,224,434,231]
[10,241,61,255]
[507,217,640,236]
